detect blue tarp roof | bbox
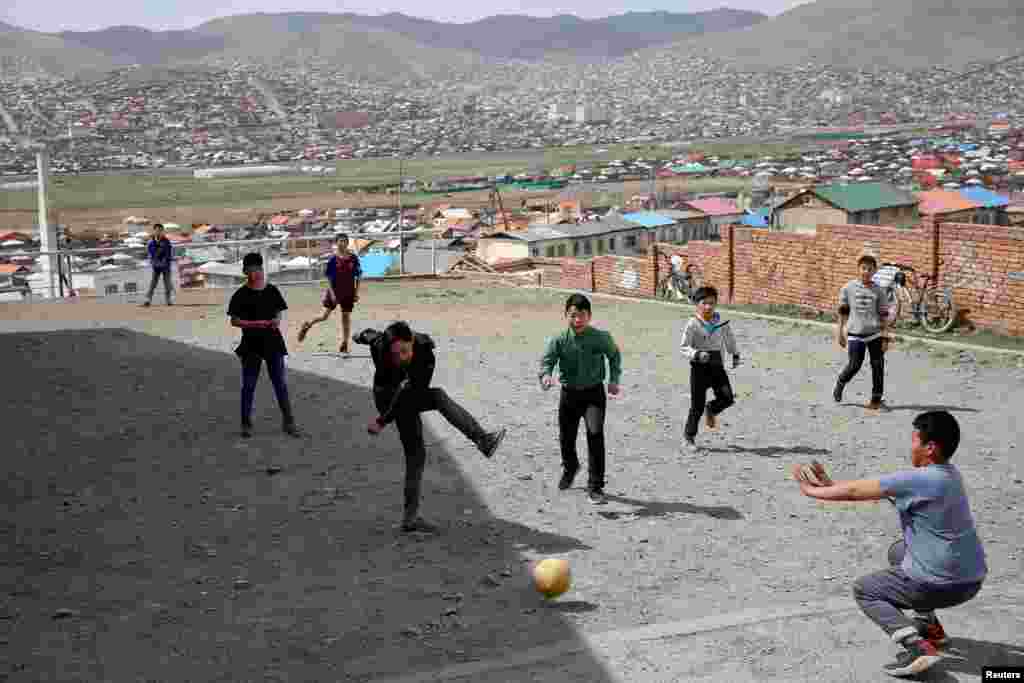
[621,212,677,228]
[958,187,1009,208]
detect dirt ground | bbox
[1,279,1021,682]
[1,178,809,233]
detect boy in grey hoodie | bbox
[680,286,741,453]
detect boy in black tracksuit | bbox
[679,286,741,453]
[355,321,507,533]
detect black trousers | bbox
[838,337,885,402]
[558,385,607,491]
[374,386,486,520]
[685,361,735,440]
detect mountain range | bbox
[683,0,1024,71]
[3,1,1023,79]
[0,9,766,78]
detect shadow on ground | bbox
[0,329,617,683]
[703,445,830,459]
[598,495,743,521]
[933,637,1024,675]
[883,404,981,413]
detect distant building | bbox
[575,104,609,124]
[772,182,919,232]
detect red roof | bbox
[684,198,742,217]
[915,191,981,215]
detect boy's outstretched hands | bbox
[608,383,620,396]
[540,375,554,391]
[791,460,833,488]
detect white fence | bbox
[1,229,461,303]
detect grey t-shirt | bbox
[839,280,888,339]
[879,464,987,586]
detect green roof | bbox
[812,182,919,212]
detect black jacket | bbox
[356,328,437,424]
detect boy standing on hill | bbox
[142,223,174,307]
[298,234,362,353]
[835,254,890,410]
[679,286,740,454]
[539,293,623,505]
[227,252,301,439]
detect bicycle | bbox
[875,261,957,334]
[657,262,703,303]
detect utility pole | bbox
[398,156,405,274]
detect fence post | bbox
[431,232,437,276]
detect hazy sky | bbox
[3,1,813,32]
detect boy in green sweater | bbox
[539,293,623,504]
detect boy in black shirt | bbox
[356,321,506,533]
[227,252,300,438]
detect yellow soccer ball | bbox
[533,558,571,599]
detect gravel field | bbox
[1,279,1021,682]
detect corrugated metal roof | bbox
[656,209,708,221]
[685,198,743,217]
[621,211,677,228]
[915,190,980,215]
[958,187,1010,208]
[812,182,919,212]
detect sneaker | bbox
[400,517,439,534]
[913,614,948,647]
[587,489,607,505]
[240,423,252,438]
[141,301,152,308]
[705,407,718,430]
[282,421,301,438]
[479,428,507,459]
[558,466,579,490]
[682,439,701,455]
[866,399,890,412]
[833,381,844,403]
[882,640,941,677]
[339,342,350,354]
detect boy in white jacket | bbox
[680,286,741,453]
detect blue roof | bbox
[621,211,677,228]
[740,209,768,227]
[958,187,1009,208]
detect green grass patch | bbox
[3,141,787,212]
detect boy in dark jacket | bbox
[356,321,506,533]
[142,223,174,306]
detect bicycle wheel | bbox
[920,287,956,333]
[886,287,906,326]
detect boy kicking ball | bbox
[792,411,987,678]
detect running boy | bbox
[227,252,300,438]
[835,254,890,410]
[679,286,740,453]
[356,321,506,533]
[539,293,622,504]
[792,411,986,678]
[298,234,362,353]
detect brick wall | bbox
[559,260,593,291]
[592,255,654,298]
[938,223,1024,335]
[541,219,1024,336]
